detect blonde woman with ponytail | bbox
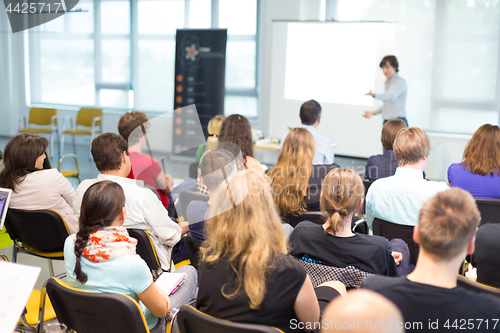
[289,168,404,276]
[64,180,198,333]
[196,169,345,332]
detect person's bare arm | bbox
[137,282,170,318]
[293,276,320,332]
[154,173,174,194]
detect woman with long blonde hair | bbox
[289,168,403,276]
[268,128,315,218]
[448,124,500,198]
[196,169,344,332]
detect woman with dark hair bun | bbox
[64,180,197,333]
[448,124,500,198]
[0,133,79,233]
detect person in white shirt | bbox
[73,133,188,270]
[0,133,79,234]
[279,99,335,165]
[366,127,449,229]
[363,55,408,126]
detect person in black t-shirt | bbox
[362,188,500,333]
[289,168,401,277]
[196,169,345,333]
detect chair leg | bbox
[48,259,54,277]
[72,136,77,155]
[12,246,17,263]
[60,133,65,156]
[50,131,54,160]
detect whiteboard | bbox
[268,21,397,158]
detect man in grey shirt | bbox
[363,55,408,126]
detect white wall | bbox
[0,0,473,180]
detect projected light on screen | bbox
[284,23,378,106]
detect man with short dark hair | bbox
[74,133,186,270]
[362,188,500,333]
[363,55,408,125]
[279,99,335,165]
[366,127,448,228]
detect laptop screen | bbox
[0,188,12,231]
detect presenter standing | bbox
[363,55,408,126]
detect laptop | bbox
[0,187,12,231]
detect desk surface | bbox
[254,142,338,151]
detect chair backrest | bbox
[282,211,326,228]
[76,108,103,127]
[127,229,161,276]
[372,218,419,265]
[476,199,500,226]
[456,275,500,298]
[28,108,57,126]
[361,179,374,214]
[178,190,209,220]
[185,233,202,269]
[5,208,69,252]
[46,277,150,333]
[177,304,284,333]
[297,259,372,289]
[189,162,198,179]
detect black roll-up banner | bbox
[173,29,227,156]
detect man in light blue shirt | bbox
[366,127,449,229]
[363,55,408,126]
[278,99,335,165]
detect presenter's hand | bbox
[363,111,375,118]
[365,90,375,97]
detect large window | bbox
[335,0,500,134]
[28,0,259,118]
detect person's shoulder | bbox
[274,253,307,276]
[362,275,404,290]
[76,178,98,193]
[294,220,321,231]
[457,286,500,308]
[356,233,391,249]
[425,178,450,192]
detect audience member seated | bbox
[321,290,404,333]
[196,114,225,162]
[268,127,316,218]
[118,111,174,209]
[74,133,187,270]
[366,127,448,228]
[218,114,262,172]
[197,169,346,333]
[279,99,335,165]
[289,168,401,277]
[64,180,197,333]
[470,223,500,288]
[186,148,238,242]
[362,188,500,333]
[448,124,500,198]
[365,119,407,180]
[0,133,79,234]
[195,115,225,194]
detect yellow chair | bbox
[60,108,103,157]
[19,107,59,158]
[57,154,81,183]
[18,289,57,332]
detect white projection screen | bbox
[269,21,397,158]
